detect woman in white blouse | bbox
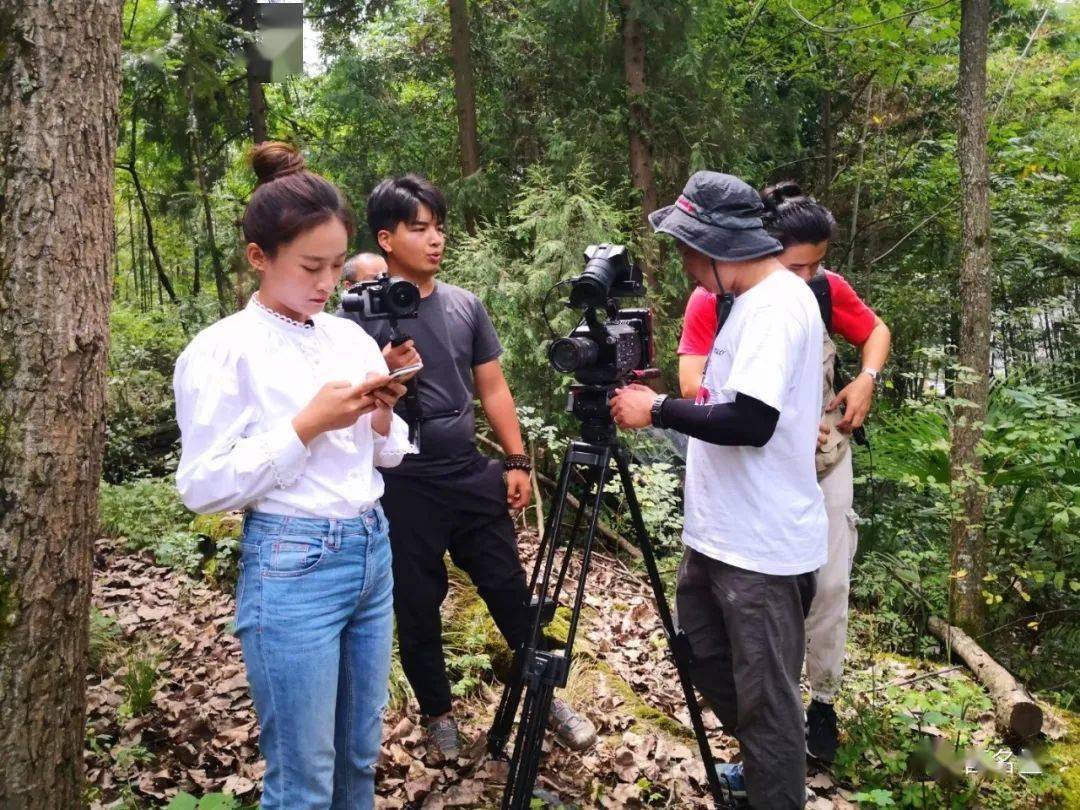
[174,142,414,810]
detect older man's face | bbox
[342,255,388,289]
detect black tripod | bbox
[486,389,728,809]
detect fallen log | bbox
[927,615,1043,741]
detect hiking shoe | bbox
[806,699,839,763]
[548,697,597,751]
[424,715,462,760]
[715,762,748,805]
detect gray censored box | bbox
[253,2,303,82]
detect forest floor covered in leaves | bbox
[86,531,1076,809]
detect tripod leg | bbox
[497,441,614,809]
[614,449,727,808]
[502,672,556,810]
[489,450,578,757]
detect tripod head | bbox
[567,368,662,445]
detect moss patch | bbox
[592,659,695,742]
[0,570,15,647]
[190,512,243,543]
[1050,710,1080,808]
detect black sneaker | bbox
[424,715,462,761]
[806,699,839,763]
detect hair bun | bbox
[761,179,806,210]
[249,141,306,186]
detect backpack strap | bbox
[807,272,832,334]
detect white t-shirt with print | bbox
[682,269,828,576]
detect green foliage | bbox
[88,608,123,674]
[837,671,1063,807]
[604,462,684,553]
[99,476,242,586]
[99,476,194,550]
[118,653,159,720]
[166,792,248,810]
[448,163,642,422]
[853,370,1080,699]
[105,304,192,481]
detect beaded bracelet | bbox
[502,453,532,473]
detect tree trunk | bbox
[949,0,992,636]
[846,84,873,274]
[0,1,122,806]
[241,0,268,142]
[193,239,201,297]
[927,617,1042,740]
[621,0,659,290]
[188,104,229,316]
[820,86,834,192]
[121,161,179,304]
[123,101,178,304]
[447,0,480,234]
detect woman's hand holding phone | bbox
[363,372,408,436]
[293,380,382,445]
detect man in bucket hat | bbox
[610,172,827,808]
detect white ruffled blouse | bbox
[174,295,414,518]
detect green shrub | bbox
[99,476,194,550]
[105,303,203,482]
[852,369,1080,701]
[99,476,241,586]
[836,673,1063,808]
[88,607,122,674]
[166,792,247,810]
[118,652,159,720]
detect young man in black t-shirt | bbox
[339,174,596,760]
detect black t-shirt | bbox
[338,281,503,478]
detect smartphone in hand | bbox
[387,362,423,381]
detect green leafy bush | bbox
[99,476,195,550]
[99,476,241,586]
[836,674,1062,808]
[105,304,189,482]
[852,369,1080,699]
[166,792,248,810]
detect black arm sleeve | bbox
[660,393,779,447]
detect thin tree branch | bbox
[991,6,1051,125]
[787,0,956,36]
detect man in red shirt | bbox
[678,182,891,763]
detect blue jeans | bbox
[235,507,393,810]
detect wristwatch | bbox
[650,394,669,428]
[861,367,880,383]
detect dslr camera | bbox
[546,244,655,438]
[341,273,421,322]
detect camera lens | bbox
[549,336,599,372]
[386,279,421,317]
[569,258,616,309]
[341,288,363,313]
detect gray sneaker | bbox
[425,715,462,760]
[549,697,597,751]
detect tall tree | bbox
[949,0,992,635]
[0,1,123,806]
[448,0,481,233]
[620,0,658,288]
[240,0,269,142]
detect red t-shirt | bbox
[677,270,877,355]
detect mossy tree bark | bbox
[0,1,122,805]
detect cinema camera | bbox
[491,244,729,808]
[546,244,655,441]
[340,273,423,444]
[340,273,421,322]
